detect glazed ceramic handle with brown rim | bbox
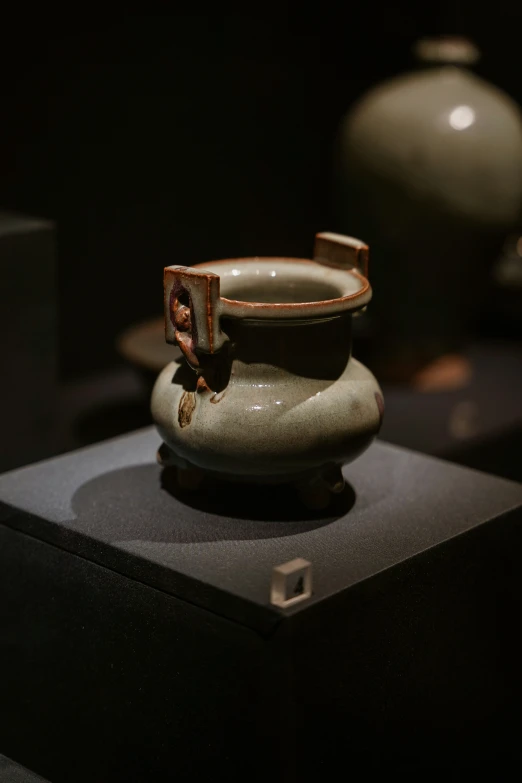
[164,266,226,369]
[313,232,369,278]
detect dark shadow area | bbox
[171,359,197,390]
[171,351,233,394]
[221,315,352,380]
[73,399,152,445]
[70,463,355,543]
[160,466,356,522]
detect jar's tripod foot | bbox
[322,465,345,494]
[157,446,346,505]
[295,466,345,510]
[156,443,175,467]
[157,443,204,490]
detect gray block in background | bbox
[0,211,56,472]
[0,428,521,781]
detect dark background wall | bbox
[1,6,521,376]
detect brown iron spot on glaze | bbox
[168,279,181,333]
[176,332,199,368]
[175,305,191,332]
[351,395,362,411]
[210,388,227,404]
[178,390,196,428]
[196,376,211,393]
[375,392,385,425]
[168,282,199,366]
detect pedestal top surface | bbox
[1,428,520,632]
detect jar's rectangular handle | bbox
[313,232,369,278]
[164,266,226,367]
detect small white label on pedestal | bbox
[270,558,312,608]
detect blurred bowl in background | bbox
[116,316,179,391]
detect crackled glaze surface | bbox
[151,233,383,486]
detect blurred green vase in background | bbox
[336,37,522,387]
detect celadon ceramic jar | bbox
[151,232,383,507]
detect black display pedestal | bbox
[1,428,521,782]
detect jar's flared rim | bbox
[192,257,371,320]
